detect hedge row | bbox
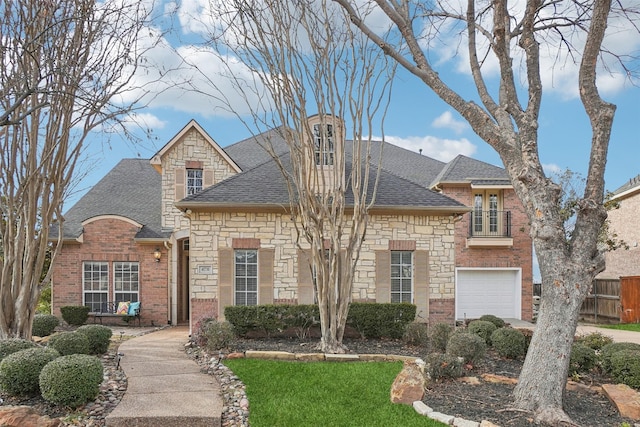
[224,302,416,339]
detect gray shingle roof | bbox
[431,154,509,186]
[178,149,466,211]
[51,159,165,241]
[612,174,640,196]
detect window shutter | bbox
[258,248,274,305]
[414,250,429,322]
[297,250,314,304]
[375,251,390,303]
[175,168,185,201]
[218,248,234,319]
[204,170,214,187]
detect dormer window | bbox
[186,168,203,195]
[313,123,334,166]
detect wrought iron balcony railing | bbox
[468,210,511,238]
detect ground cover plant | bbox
[223,358,443,427]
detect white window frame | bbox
[83,262,109,312]
[473,190,502,235]
[186,168,203,195]
[390,251,413,303]
[113,262,139,304]
[234,249,258,306]
[313,123,334,166]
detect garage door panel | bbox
[456,270,520,320]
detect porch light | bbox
[153,248,162,262]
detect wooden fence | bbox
[580,278,621,324]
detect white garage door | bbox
[456,269,521,320]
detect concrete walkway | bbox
[105,326,222,427]
[508,318,640,344]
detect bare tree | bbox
[0,0,156,339]
[333,0,638,423]
[196,0,395,353]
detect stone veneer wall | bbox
[51,218,169,327]
[599,191,640,279]
[160,128,238,231]
[187,211,457,325]
[441,185,534,321]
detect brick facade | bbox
[441,185,533,321]
[600,189,640,279]
[51,217,169,327]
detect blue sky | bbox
[70,1,640,209]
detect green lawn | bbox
[599,323,640,332]
[223,358,444,427]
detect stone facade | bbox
[599,186,640,279]
[51,217,169,327]
[187,210,456,324]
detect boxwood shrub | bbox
[0,347,59,396]
[0,338,37,362]
[446,332,486,365]
[468,320,497,345]
[426,352,463,380]
[32,314,59,337]
[347,303,416,339]
[76,325,113,354]
[39,354,103,407]
[48,331,90,356]
[490,327,525,359]
[478,314,506,329]
[600,342,640,374]
[60,305,90,326]
[429,323,454,353]
[569,342,597,375]
[610,349,640,388]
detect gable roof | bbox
[51,159,167,241]
[430,154,510,187]
[150,119,242,174]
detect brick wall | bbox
[600,191,640,278]
[51,217,169,326]
[441,185,534,321]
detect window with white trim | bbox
[114,262,139,304]
[390,251,413,303]
[186,168,203,195]
[235,250,258,306]
[83,262,109,312]
[313,123,334,166]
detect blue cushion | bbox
[128,301,141,315]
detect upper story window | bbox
[313,123,334,166]
[470,190,511,238]
[186,168,203,195]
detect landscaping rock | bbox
[603,383,640,420]
[0,406,61,427]
[390,360,425,405]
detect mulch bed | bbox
[230,336,635,427]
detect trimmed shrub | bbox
[600,342,640,374]
[48,331,90,356]
[32,314,59,337]
[516,328,534,353]
[575,331,614,351]
[347,303,416,339]
[0,339,37,362]
[478,314,506,329]
[491,328,526,359]
[569,342,597,375]
[468,320,497,346]
[429,323,454,353]
[426,352,463,380]
[60,305,90,326]
[194,319,236,352]
[39,354,103,407]
[446,332,486,365]
[224,304,320,337]
[76,325,113,354]
[0,347,59,396]
[610,349,640,389]
[403,322,429,347]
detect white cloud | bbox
[542,163,562,175]
[384,135,476,162]
[432,111,468,134]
